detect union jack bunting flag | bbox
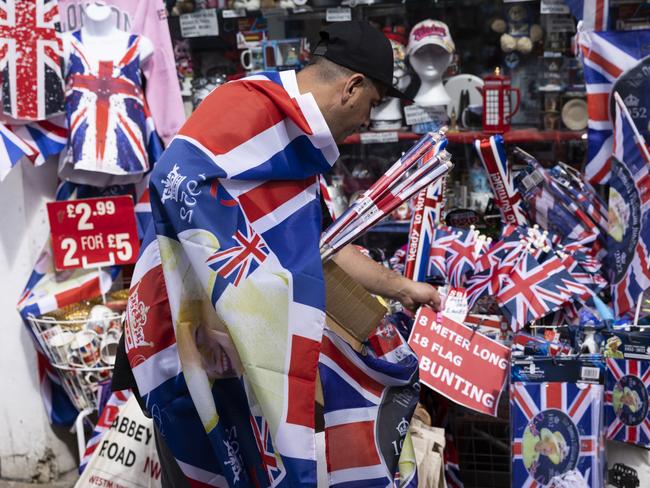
[319,326,419,487]
[8,115,67,166]
[122,70,419,487]
[563,0,609,31]
[427,226,454,283]
[0,121,36,180]
[444,228,478,289]
[511,381,604,487]
[465,225,523,310]
[605,358,650,448]
[578,27,650,184]
[496,253,578,331]
[63,31,162,180]
[608,92,650,315]
[0,0,65,120]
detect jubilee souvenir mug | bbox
[46,328,74,365]
[262,39,304,71]
[85,304,114,335]
[100,330,120,366]
[240,46,264,73]
[69,330,100,367]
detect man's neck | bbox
[296,69,339,140]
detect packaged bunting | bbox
[605,332,650,448]
[511,359,606,487]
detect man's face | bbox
[334,76,384,143]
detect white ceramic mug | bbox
[70,330,100,367]
[100,330,120,366]
[240,47,264,72]
[46,328,74,365]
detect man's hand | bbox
[332,244,441,312]
[395,279,441,312]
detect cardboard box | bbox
[323,259,387,349]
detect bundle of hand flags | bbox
[423,223,607,331]
[320,131,452,261]
[0,117,67,181]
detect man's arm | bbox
[332,244,441,311]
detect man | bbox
[114,21,440,487]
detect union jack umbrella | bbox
[511,380,604,487]
[0,0,65,120]
[578,27,650,184]
[608,92,650,315]
[605,358,650,448]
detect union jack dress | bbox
[61,30,161,185]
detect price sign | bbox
[180,9,219,38]
[326,7,352,22]
[360,131,399,144]
[47,196,140,270]
[409,307,510,416]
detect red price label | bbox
[47,196,140,270]
[408,307,510,417]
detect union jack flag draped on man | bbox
[0,0,65,120]
[577,27,650,184]
[124,71,415,487]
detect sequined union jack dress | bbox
[62,30,159,182]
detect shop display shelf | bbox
[342,128,587,145]
[365,221,410,234]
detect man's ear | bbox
[341,74,365,104]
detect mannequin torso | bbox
[61,3,153,72]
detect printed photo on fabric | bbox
[578,27,650,184]
[606,358,650,448]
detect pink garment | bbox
[58,0,185,145]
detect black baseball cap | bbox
[312,21,410,100]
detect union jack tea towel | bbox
[511,359,605,487]
[0,0,65,120]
